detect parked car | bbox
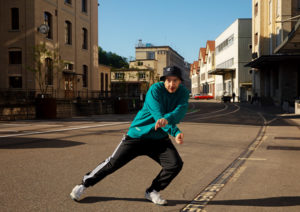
[194,93,214,100]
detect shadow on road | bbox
[207,196,300,207]
[0,137,85,149]
[78,196,190,206]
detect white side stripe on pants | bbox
[83,135,126,183]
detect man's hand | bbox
[155,118,168,131]
[175,133,184,144]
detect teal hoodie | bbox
[127,82,189,140]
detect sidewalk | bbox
[204,104,300,211]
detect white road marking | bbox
[239,158,266,161]
[191,104,240,120]
[182,110,267,212]
[0,122,130,138]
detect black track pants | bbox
[82,135,183,192]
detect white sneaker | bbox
[145,190,167,205]
[70,184,86,201]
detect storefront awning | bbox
[244,54,300,68]
[208,68,235,75]
[275,19,300,54]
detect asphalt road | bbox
[0,100,274,212]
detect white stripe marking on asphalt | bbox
[0,122,130,138]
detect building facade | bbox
[204,41,216,97]
[246,0,300,107]
[110,68,153,98]
[98,64,111,93]
[129,40,190,88]
[190,61,200,95]
[210,19,252,101]
[0,0,99,99]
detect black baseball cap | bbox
[160,66,184,81]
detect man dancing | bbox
[70,65,189,205]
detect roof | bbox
[190,61,199,74]
[199,48,206,62]
[135,45,184,60]
[208,68,235,75]
[206,40,215,52]
[245,54,300,68]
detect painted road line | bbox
[181,112,267,212]
[0,122,130,138]
[191,104,240,121]
[186,103,228,116]
[186,102,200,115]
[239,158,267,161]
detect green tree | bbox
[98,46,129,68]
[27,42,65,97]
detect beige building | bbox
[246,0,300,107]
[111,68,154,97]
[199,41,215,96]
[129,41,189,85]
[0,0,99,99]
[99,64,111,93]
[190,61,200,95]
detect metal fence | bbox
[0,89,143,120]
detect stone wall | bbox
[0,99,115,121]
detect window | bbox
[45,58,53,85]
[147,51,155,59]
[115,73,124,80]
[44,12,52,39]
[216,34,234,54]
[254,3,258,16]
[216,58,234,69]
[269,0,272,25]
[82,0,87,13]
[255,32,258,46]
[65,21,72,44]
[139,73,146,80]
[276,27,281,47]
[11,8,19,30]
[82,28,88,49]
[137,61,143,66]
[83,65,88,87]
[65,63,73,71]
[64,0,71,4]
[9,76,22,88]
[9,50,22,64]
[100,73,104,91]
[105,74,108,91]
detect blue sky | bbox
[98,0,252,63]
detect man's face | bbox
[164,76,181,93]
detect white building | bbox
[209,19,252,101]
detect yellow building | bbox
[0,0,99,99]
[98,64,111,91]
[111,68,154,97]
[129,40,189,83]
[247,0,300,107]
